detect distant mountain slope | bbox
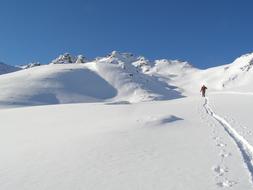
[211,53,253,91]
[0,53,183,107]
[0,62,21,75]
[94,51,182,102]
[0,51,253,107]
[162,52,253,95]
[0,64,117,107]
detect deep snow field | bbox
[0,52,253,189]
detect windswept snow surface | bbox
[0,96,253,189]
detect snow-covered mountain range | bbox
[0,51,253,107]
[1,51,253,190]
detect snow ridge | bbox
[204,97,253,184]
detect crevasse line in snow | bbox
[203,97,253,184]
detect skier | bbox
[200,85,207,97]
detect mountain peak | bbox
[226,52,253,72]
[232,52,253,65]
[51,53,88,64]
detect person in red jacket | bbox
[200,85,207,97]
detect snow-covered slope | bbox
[0,95,253,189]
[0,53,182,107]
[208,53,253,91]
[0,64,118,107]
[94,51,182,102]
[147,59,199,94]
[1,52,253,189]
[147,52,253,95]
[1,51,253,107]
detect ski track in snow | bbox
[203,97,253,185]
[201,107,235,187]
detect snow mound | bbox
[0,64,117,107]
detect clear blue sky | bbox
[0,0,252,68]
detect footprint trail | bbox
[204,97,253,184]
